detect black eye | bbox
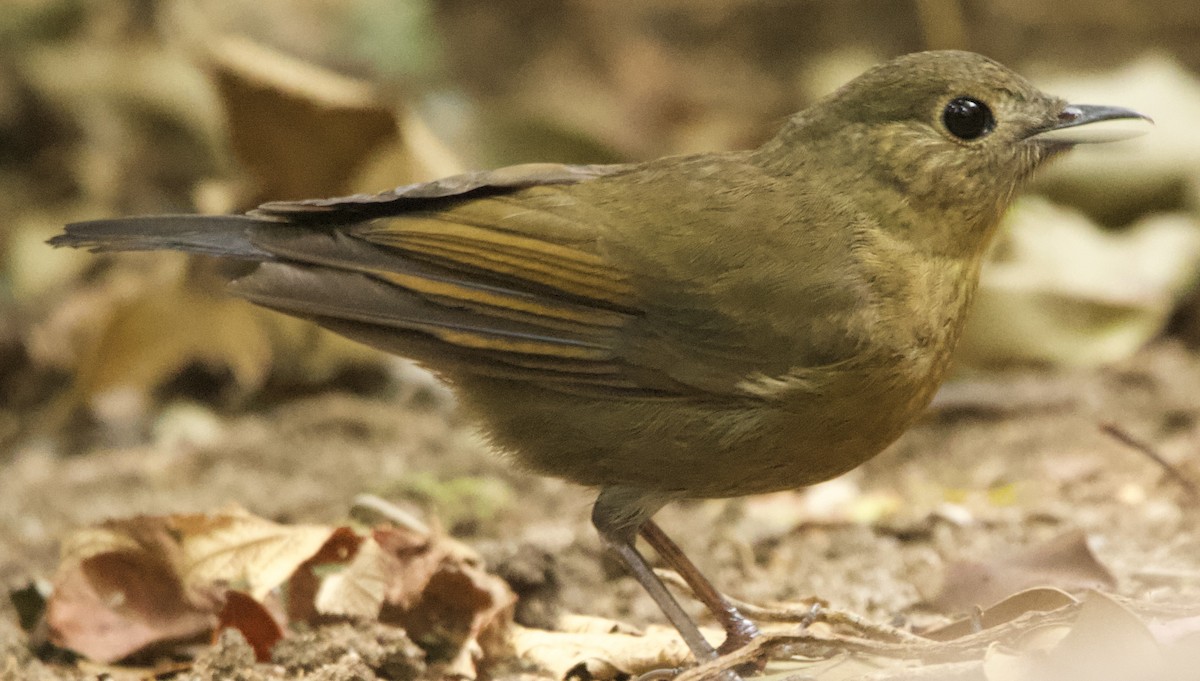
[942,96,995,140]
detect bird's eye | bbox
[942,97,995,140]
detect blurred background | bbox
[3,0,1200,445]
[2,0,1200,444]
[3,2,1200,675]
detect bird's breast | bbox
[777,242,983,442]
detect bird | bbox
[51,50,1149,674]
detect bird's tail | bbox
[48,215,278,260]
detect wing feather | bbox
[355,217,636,309]
[231,263,614,360]
[233,221,689,396]
[252,162,629,221]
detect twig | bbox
[1100,422,1199,501]
[655,568,925,644]
[349,493,431,534]
[671,602,1085,681]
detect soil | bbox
[3,341,1199,679]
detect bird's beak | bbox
[1027,104,1153,144]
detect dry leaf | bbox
[957,198,1200,368]
[173,505,339,601]
[556,613,643,636]
[314,536,391,619]
[204,35,399,204]
[510,623,691,681]
[370,525,515,676]
[983,591,1163,681]
[42,505,510,671]
[46,517,215,662]
[923,587,1078,641]
[216,590,283,662]
[928,529,1116,614]
[284,525,365,625]
[371,526,446,614]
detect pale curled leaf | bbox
[924,587,1078,641]
[983,591,1163,681]
[173,506,337,600]
[510,623,692,680]
[314,536,390,619]
[556,613,643,636]
[957,199,1200,368]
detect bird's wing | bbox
[54,160,860,401]
[252,162,628,222]
[231,163,695,398]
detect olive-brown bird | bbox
[52,51,1148,670]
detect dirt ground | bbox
[4,340,1200,679]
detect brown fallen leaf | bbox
[370,525,516,675]
[44,501,515,675]
[927,529,1117,614]
[46,517,216,663]
[372,526,450,614]
[204,35,399,205]
[216,589,282,662]
[285,525,365,625]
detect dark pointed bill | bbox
[1029,104,1153,144]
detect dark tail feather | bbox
[48,215,278,260]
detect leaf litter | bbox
[34,505,512,679]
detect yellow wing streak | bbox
[371,269,627,335]
[396,323,613,360]
[359,220,634,306]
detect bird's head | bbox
[764,50,1151,256]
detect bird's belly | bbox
[693,363,946,497]
[463,354,948,499]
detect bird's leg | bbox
[640,520,760,654]
[591,490,744,680]
[600,531,722,658]
[592,509,718,662]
